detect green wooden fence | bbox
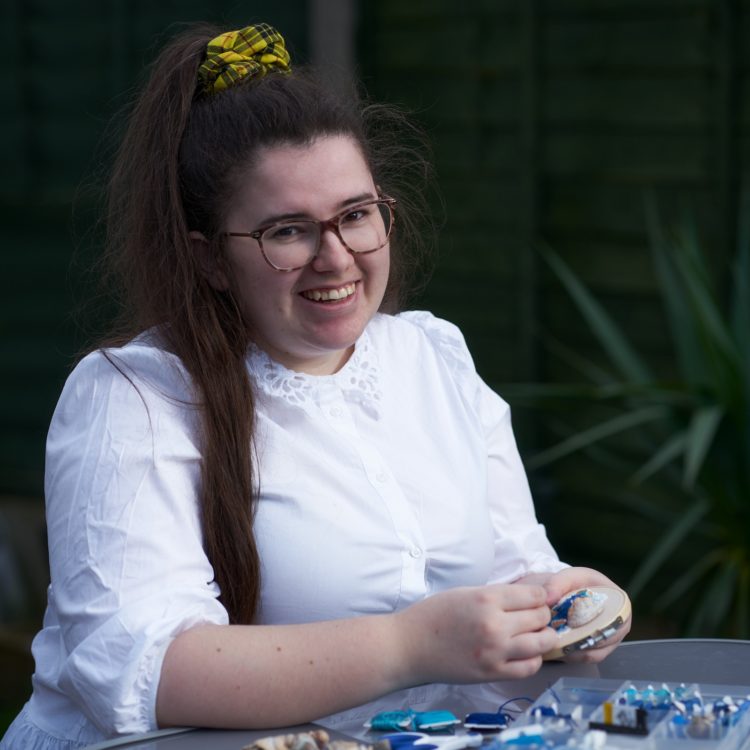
[2,0,748,502]
[360,0,748,386]
[0,1,307,496]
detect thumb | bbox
[542,568,614,606]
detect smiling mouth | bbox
[301,283,356,302]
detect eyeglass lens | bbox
[262,201,392,270]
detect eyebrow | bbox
[255,192,378,227]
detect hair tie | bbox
[198,23,291,94]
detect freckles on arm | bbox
[155,616,412,729]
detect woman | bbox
[1,23,629,749]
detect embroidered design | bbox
[549,588,607,633]
[246,330,383,417]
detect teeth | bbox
[303,284,355,302]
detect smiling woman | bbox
[0,21,630,750]
[200,136,392,374]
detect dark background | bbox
[2,0,748,732]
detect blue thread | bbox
[368,709,460,734]
[464,696,533,730]
[498,696,535,713]
[368,710,414,731]
[462,711,510,730]
[413,711,460,731]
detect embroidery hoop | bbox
[543,585,631,661]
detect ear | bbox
[190,230,230,291]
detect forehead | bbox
[234,135,375,208]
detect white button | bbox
[329,406,343,418]
[375,472,388,483]
[409,547,423,559]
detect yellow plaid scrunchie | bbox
[198,23,291,94]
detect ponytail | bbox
[103,25,259,623]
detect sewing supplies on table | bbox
[250,676,750,750]
[363,677,750,749]
[509,677,750,748]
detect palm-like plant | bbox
[507,195,750,637]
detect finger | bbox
[563,641,619,663]
[502,604,552,635]
[506,626,559,661]
[487,583,547,611]
[543,568,615,605]
[497,654,545,680]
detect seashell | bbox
[290,735,323,750]
[246,732,330,750]
[567,589,607,627]
[550,588,607,631]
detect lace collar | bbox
[245,328,383,419]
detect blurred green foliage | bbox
[506,193,750,637]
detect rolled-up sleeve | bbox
[44,347,228,735]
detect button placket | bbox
[354,444,427,603]
[318,383,356,435]
[317,385,429,605]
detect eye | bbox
[340,204,375,224]
[266,222,314,243]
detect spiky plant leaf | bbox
[527,406,668,470]
[628,497,709,599]
[683,406,724,490]
[541,244,651,383]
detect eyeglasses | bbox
[223,197,396,272]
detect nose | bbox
[310,226,354,273]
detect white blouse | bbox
[1,311,564,750]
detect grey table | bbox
[84,639,750,750]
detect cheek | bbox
[228,263,296,323]
[382,247,392,274]
[223,260,261,318]
[372,246,391,285]
[377,248,393,292]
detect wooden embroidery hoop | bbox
[543,586,631,661]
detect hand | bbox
[395,583,559,684]
[518,567,632,663]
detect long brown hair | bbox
[98,24,435,623]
